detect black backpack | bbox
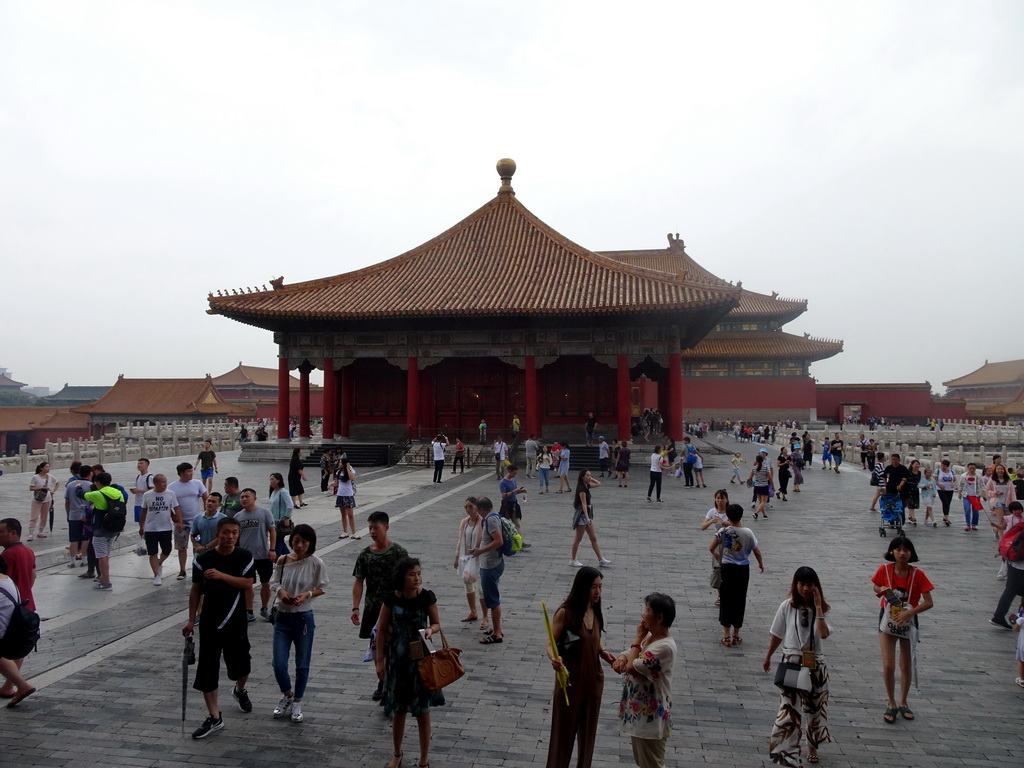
[0,586,41,659]
[99,492,128,533]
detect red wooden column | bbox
[525,355,538,438]
[616,354,631,441]
[322,358,336,441]
[407,357,420,439]
[668,352,683,439]
[339,365,352,438]
[277,357,290,441]
[298,362,312,438]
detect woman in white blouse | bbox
[762,566,832,766]
[28,462,59,541]
[270,523,329,724]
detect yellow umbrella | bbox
[542,600,570,705]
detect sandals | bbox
[720,637,732,646]
[479,620,489,632]
[460,614,478,622]
[898,705,915,720]
[386,752,403,768]
[731,636,742,645]
[883,706,897,724]
[807,753,819,764]
[479,634,503,644]
[6,687,36,709]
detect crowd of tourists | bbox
[5,423,1024,767]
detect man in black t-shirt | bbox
[883,454,911,497]
[829,433,845,474]
[182,517,255,739]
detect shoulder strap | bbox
[0,587,16,607]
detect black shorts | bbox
[144,530,173,556]
[193,621,251,693]
[251,558,273,583]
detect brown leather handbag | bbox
[416,631,465,692]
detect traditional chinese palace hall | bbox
[208,160,841,441]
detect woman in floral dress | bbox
[376,557,444,768]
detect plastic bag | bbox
[461,555,479,584]
[134,537,148,557]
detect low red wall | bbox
[815,386,967,423]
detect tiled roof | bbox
[599,240,807,321]
[213,364,318,390]
[681,332,843,361]
[816,383,932,391]
[43,385,112,403]
[0,373,27,389]
[0,407,89,432]
[75,376,253,416]
[207,180,740,326]
[943,359,1024,388]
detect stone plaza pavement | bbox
[0,440,1018,767]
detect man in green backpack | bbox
[84,472,128,591]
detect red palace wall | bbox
[682,376,817,422]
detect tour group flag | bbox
[541,600,570,705]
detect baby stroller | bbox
[879,494,905,537]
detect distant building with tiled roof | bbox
[75,375,256,430]
[213,364,322,420]
[43,384,112,407]
[0,372,27,391]
[601,235,843,421]
[208,160,840,438]
[0,407,90,454]
[943,359,1024,416]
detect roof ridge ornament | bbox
[496,158,516,196]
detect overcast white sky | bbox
[2,1,1021,394]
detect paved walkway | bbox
[0,441,1018,766]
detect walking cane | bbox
[49,500,55,533]
[182,633,195,735]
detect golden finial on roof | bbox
[496,158,516,196]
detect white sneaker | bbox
[290,701,303,723]
[598,558,612,566]
[274,695,293,718]
[153,574,162,586]
[570,559,583,567]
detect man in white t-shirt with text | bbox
[139,474,181,586]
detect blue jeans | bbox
[538,467,550,490]
[272,611,316,699]
[963,497,980,527]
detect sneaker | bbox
[247,611,256,623]
[93,582,112,590]
[290,701,303,723]
[78,558,86,567]
[260,607,272,622]
[570,559,583,567]
[177,571,187,580]
[371,682,384,701]
[598,558,612,566]
[273,695,293,718]
[153,575,162,586]
[192,713,224,739]
[67,560,77,568]
[232,687,252,713]
[990,617,1013,630]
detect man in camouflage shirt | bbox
[351,510,408,702]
